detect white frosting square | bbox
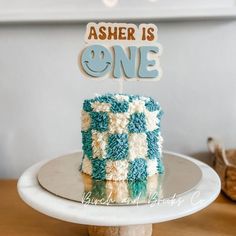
[108,112,129,134]
[144,109,159,131]
[81,111,91,131]
[92,131,108,158]
[128,100,145,113]
[91,101,111,112]
[114,94,129,102]
[147,159,158,176]
[128,133,148,161]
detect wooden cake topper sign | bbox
[79,22,162,81]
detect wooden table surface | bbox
[0,180,236,236]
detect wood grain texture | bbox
[0,180,236,236]
[88,224,152,236]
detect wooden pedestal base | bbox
[88,224,152,236]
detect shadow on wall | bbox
[190,152,214,167]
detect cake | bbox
[80,93,164,181]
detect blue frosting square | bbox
[90,112,109,132]
[111,101,129,113]
[96,94,115,104]
[128,158,147,181]
[107,134,129,160]
[129,95,140,102]
[145,99,160,112]
[81,130,93,158]
[146,129,161,159]
[91,159,106,180]
[83,100,93,112]
[128,113,146,133]
[157,110,164,120]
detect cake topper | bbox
[78,22,163,92]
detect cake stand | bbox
[17,151,221,236]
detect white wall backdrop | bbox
[0,20,236,178]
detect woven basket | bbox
[207,137,236,201]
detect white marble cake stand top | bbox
[17,151,221,226]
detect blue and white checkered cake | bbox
[80,93,164,181]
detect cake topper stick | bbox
[118,78,124,93]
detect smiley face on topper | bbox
[81,45,112,77]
